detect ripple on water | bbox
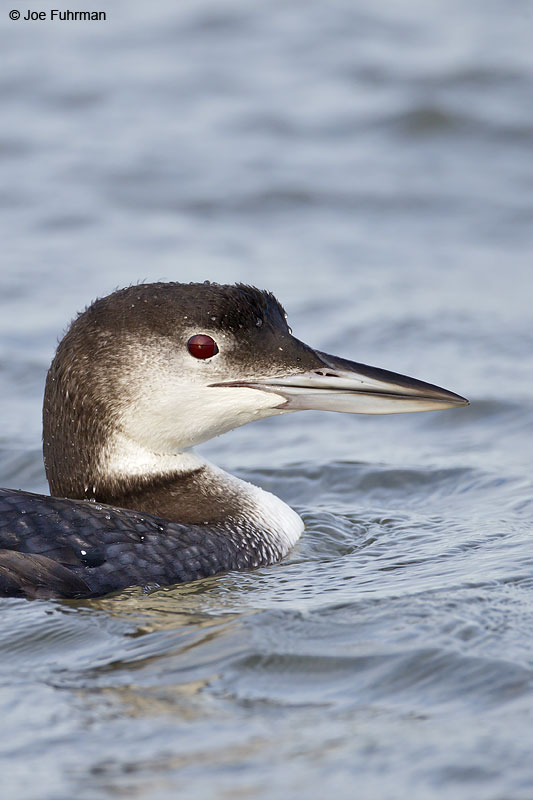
[63,581,533,718]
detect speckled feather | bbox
[0,488,273,599]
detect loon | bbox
[0,282,468,599]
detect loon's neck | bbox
[95,439,304,560]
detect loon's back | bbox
[0,489,248,599]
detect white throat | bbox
[103,432,207,479]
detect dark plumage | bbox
[75,281,289,338]
[0,488,270,599]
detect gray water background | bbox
[1,1,533,798]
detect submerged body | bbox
[0,282,467,599]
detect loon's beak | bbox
[216,349,468,414]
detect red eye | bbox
[187,334,219,359]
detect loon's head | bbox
[43,282,467,501]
